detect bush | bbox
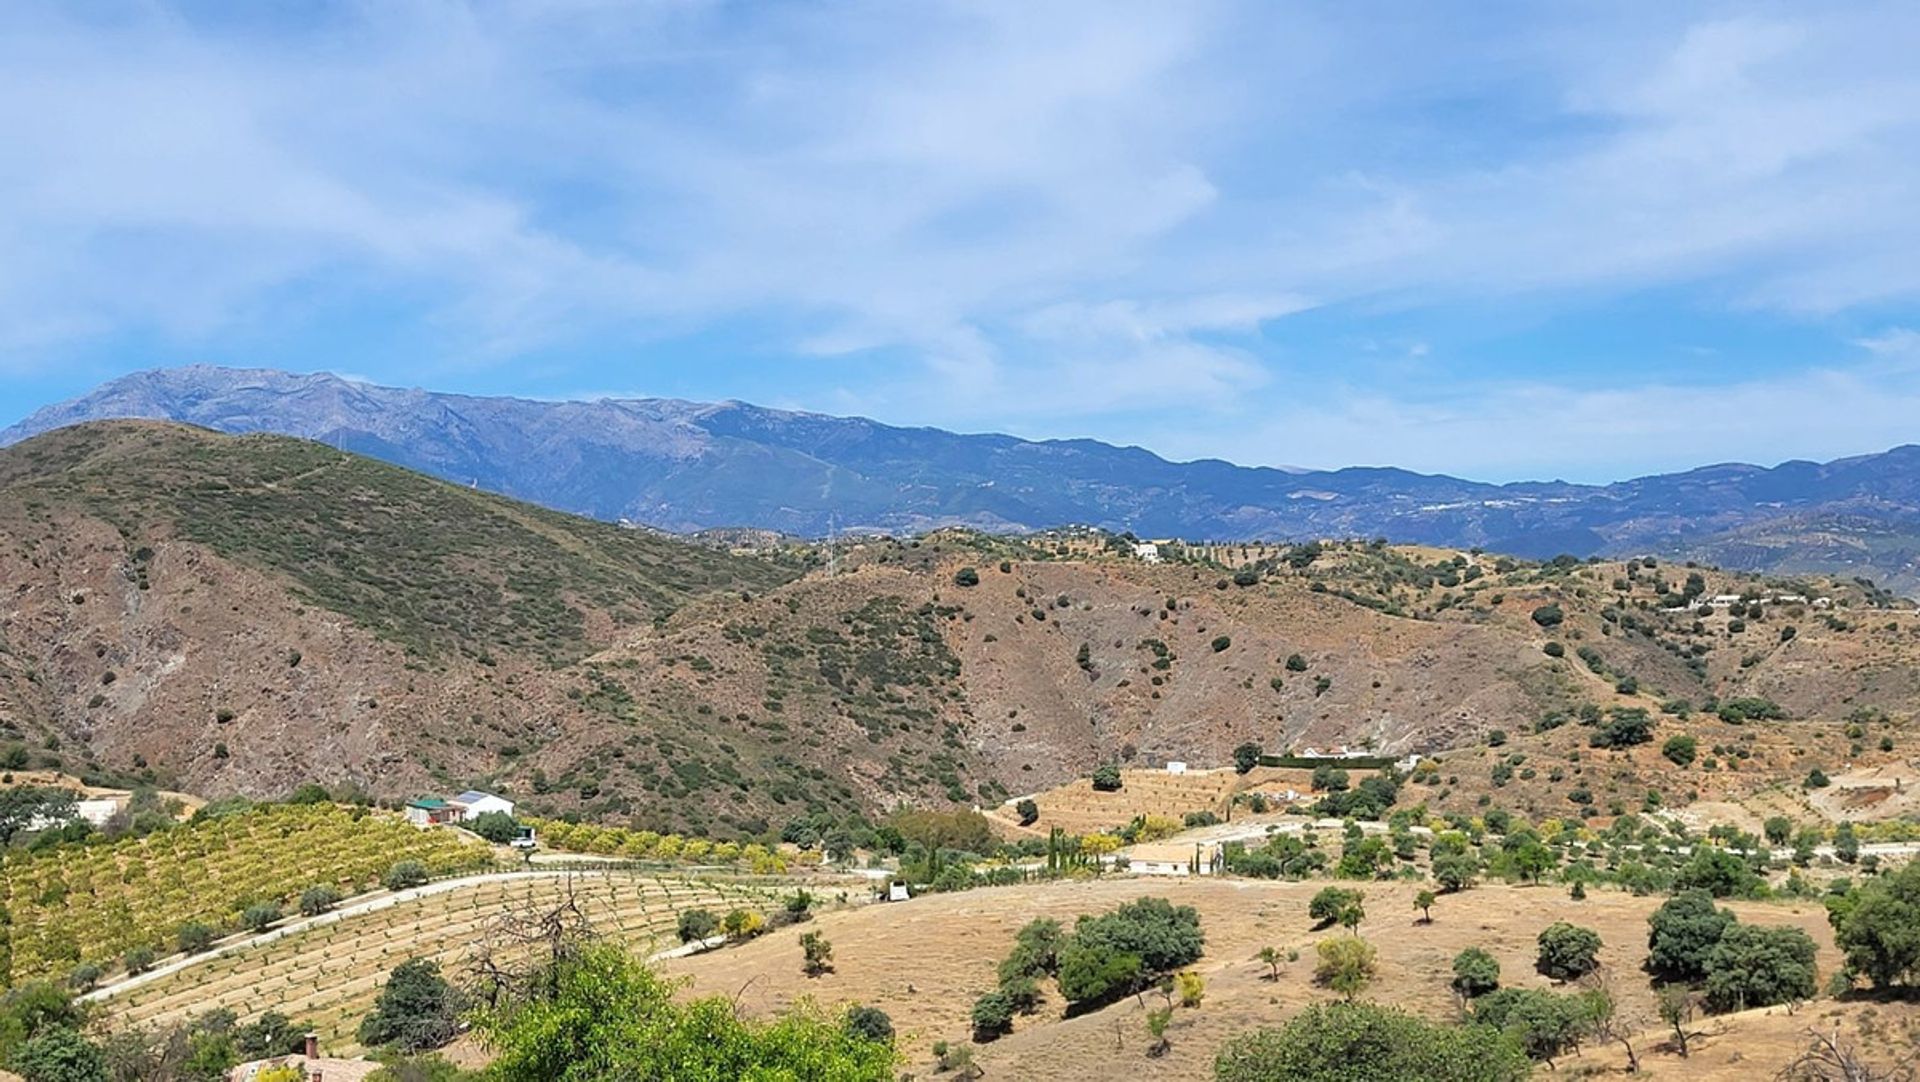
[1832,861,1920,990]
[1307,887,1364,929]
[1542,641,1565,658]
[843,1005,894,1044]
[1675,846,1763,899]
[1072,896,1204,975]
[1450,947,1500,998]
[177,922,217,955]
[1014,799,1039,826]
[1471,988,1590,1065]
[970,989,1015,1041]
[122,946,156,975]
[299,884,344,917]
[1090,764,1122,792]
[11,1026,107,1082]
[1530,604,1564,628]
[242,902,282,933]
[676,909,718,944]
[1232,742,1262,775]
[1214,1001,1528,1082]
[1646,889,1735,981]
[1056,942,1141,1005]
[1210,635,1232,653]
[1702,925,1817,1012]
[998,918,1065,983]
[1661,734,1697,767]
[1313,937,1377,999]
[1534,922,1601,982]
[65,963,101,994]
[383,860,430,891]
[358,958,465,1053]
[1589,708,1653,749]
[800,931,833,976]
[722,908,765,939]
[952,567,980,588]
[1285,653,1309,672]
[468,811,521,844]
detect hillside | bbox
[13,366,1920,590]
[2,422,1917,838]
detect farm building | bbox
[1124,842,1222,877]
[231,1035,381,1081]
[449,790,515,820]
[404,797,460,827]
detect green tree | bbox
[1473,988,1590,1068]
[242,902,282,933]
[1414,890,1435,923]
[383,860,429,891]
[1308,887,1365,930]
[359,958,464,1053]
[1450,947,1500,999]
[1534,922,1602,982]
[1702,925,1817,1012]
[1014,798,1039,826]
[1056,942,1141,1005]
[843,1005,893,1045]
[1314,936,1376,999]
[1091,764,1123,792]
[1214,1001,1528,1082]
[1646,889,1736,982]
[472,944,895,1081]
[468,812,521,844]
[1432,852,1480,893]
[1530,604,1564,628]
[1675,846,1762,899]
[299,884,344,917]
[11,1026,106,1082]
[176,922,216,955]
[1232,742,1263,775]
[1661,734,1698,767]
[1763,816,1793,847]
[676,909,718,944]
[952,567,980,587]
[1832,861,1920,990]
[969,989,1015,1041]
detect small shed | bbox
[449,790,514,821]
[1166,761,1188,775]
[405,797,459,827]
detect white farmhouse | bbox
[1133,542,1161,563]
[1123,842,1221,877]
[448,790,515,821]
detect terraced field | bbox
[96,871,797,1053]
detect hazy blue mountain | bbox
[8,365,1920,588]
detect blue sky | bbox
[5,2,1920,482]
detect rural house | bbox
[404,797,460,827]
[1124,842,1223,877]
[449,790,514,820]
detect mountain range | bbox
[9,365,1920,591]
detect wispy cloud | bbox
[3,2,1920,479]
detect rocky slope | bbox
[1,422,1914,836]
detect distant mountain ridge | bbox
[8,365,1920,590]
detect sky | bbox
[4,1,1920,483]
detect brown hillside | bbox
[1,422,1915,837]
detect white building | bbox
[1133,542,1161,563]
[448,790,515,821]
[1124,842,1221,877]
[76,799,121,827]
[1166,761,1188,775]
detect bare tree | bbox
[465,873,597,1008]
[1776,1025,1917,1082]
[1580,974,1643,1074]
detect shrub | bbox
[1014,799,1039,826]
[1661,734,1698,767]
[843,1005,894,1044]
[122,946,156,975]
[1534,922,1601,981]
[242,902,282,933]
[1214,1001,1528,1082]
[468,811,521,844]
[383,860,429,891]
[1675,847,1763,899]
[1232,742,1262,775]
[1285,653,1309,672]
[299,884,343,917]
[65,963,102,994]
[800,931,833,976]
[177,922,217,955]
[969,989,1015,1041]
[952,567,980,587]
[1175,970,1205,1008]
[1313,936,1377,999]
[1589,708,1653,749]
[1542,641,1565,658]
[12,1026,107,1082]
[1472,988,1590,1066]
[1072,896,1204,974]
[1090,764,1122,792]
[1530,604,1564,628]
[676,909,718,944]
[1450,947,1499,998]
[722,908,765,939]
[1210,635,1232,653]
[1056,941,1141,1004]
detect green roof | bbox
[407,797,449,809]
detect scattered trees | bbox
[1215,1001,1528,1082]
